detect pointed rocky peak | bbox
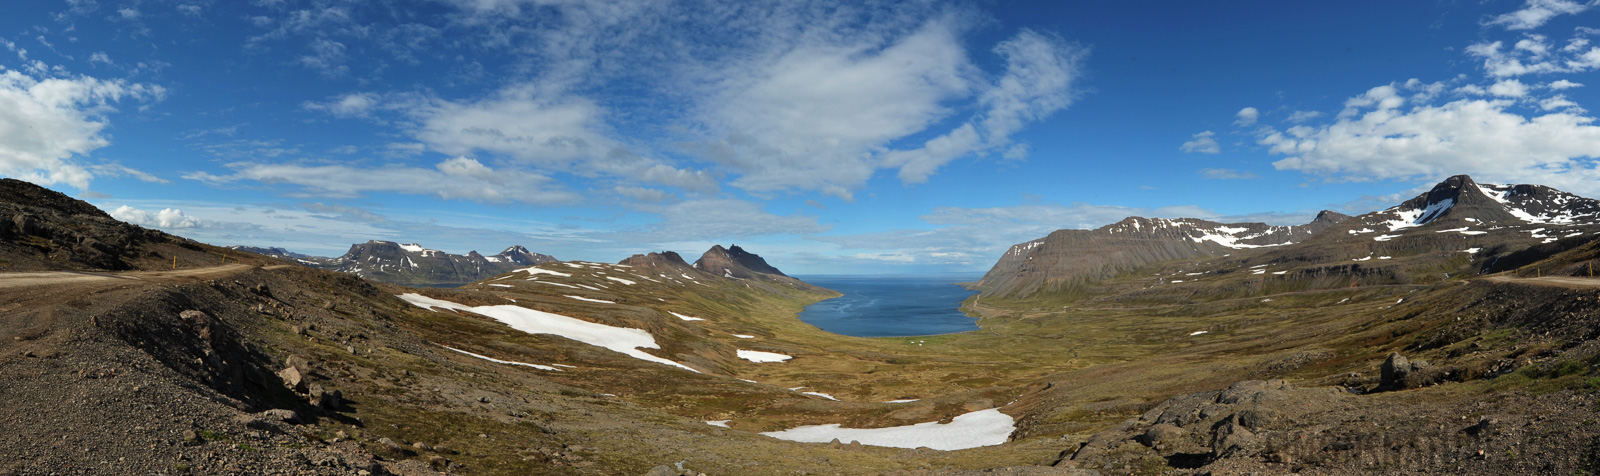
[1312,210,1350,223]
[1387,175,1517,226]
[693,244,788,278]
[494,245,557,265]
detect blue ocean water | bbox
[793,275,981,337]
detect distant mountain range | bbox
[977,175,1600,298]
[621,244,830,295]
[230,241,558,287]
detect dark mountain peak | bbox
[1313,210,1351,223]
[493,245,557,265]
[1386,175,1518,225]
[693,244,787,278]
[619,251,695,273]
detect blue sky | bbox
[2,0,1599,274]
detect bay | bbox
[793,274,981,337]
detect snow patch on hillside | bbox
[566,295,614,304]
[760,408,1014,450]
[398,293,697,373]
[737,350,793,363]
[441,345,559,371]
[517,266,572,277]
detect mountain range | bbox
[13,174,1600,474]
[231,241,559,287]
[977,175,1600,298]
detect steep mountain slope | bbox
[979,175,1600,299]
[977,210,1350,297]
[692,244,834,295]
[693,244,788,278]
[0,178,272,271]
[288,241,558,287]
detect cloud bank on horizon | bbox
[0,0,1597,273]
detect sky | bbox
[2,0,1599,274]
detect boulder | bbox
[1381,352,1410,388]
[1210,417,1256,458]
[278,366,307,393]
[1136,424,1185,449]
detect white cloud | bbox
[177,5,202,17]
[700,17,975,199]
[1179,131,1221,154]
[0,68,164,189]
[303,92,380,117]
[1263,92,1600,196]
[1540,95,1583,111]
[975,29,1085,150]
[185,157,581,204]
[621,198,829,242]
[411,85,611,167]
[1286,110,1324,123]
[88,52,112,65]
[110,205,202,228]
[1199,168,1259,180]
[879,29,1084,186]
[1234,107,1259,126]
[1467,35,1600,77]
[1550,79,1584,89]
[1485,0,1591,30]
[1488,78,1530,97]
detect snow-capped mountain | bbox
[233,240,558,286]
[978,175,1600,298]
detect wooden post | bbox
[172,256,177,270]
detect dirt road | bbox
[1483,274,1600,288]
[0,264,284,289]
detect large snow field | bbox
[759,408,1015,451]
[398,293,698,373]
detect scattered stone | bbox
[181,430,202,445]
[413,442,432,452]
[644,465,678,476]
[308,385,343,410]
[259,409,301,424]
[1464,417,1496,436]
[178,310,214,342]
